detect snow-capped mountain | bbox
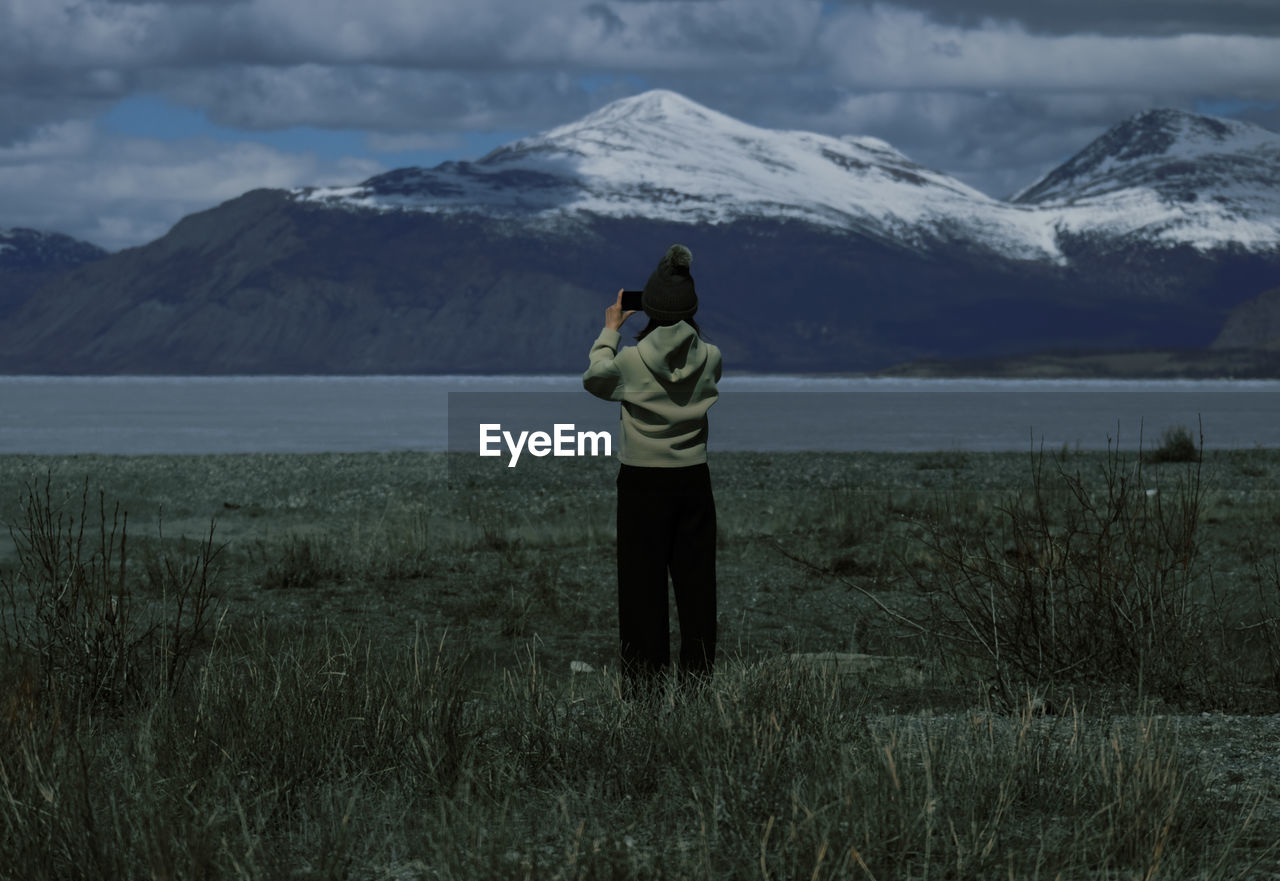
[1014,110,1280,204]
[1013,109,1280,252]
[297,90,1065,260]
[0,227,105,270]
[295,91,1280,264]
[4,93,1279,375]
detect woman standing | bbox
[583,244,722,695]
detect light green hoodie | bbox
[583,321,722,467]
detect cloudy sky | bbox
[2,0,1277,251]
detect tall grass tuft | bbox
[256,505,436,591]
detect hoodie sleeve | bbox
[583,327,626,401]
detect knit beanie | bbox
[641,244,697,322]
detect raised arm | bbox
[583,289,636,401]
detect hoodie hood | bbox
[636,321,708,383]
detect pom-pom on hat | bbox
[641,244,697,322]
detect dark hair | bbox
[635,316,705,342]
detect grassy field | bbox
[1,447,1278,879]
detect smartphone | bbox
[621,290,644,311]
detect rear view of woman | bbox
[583,244,722,696]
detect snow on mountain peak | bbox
[0,227,107,268]
[1009,108,1280,252]
[294,91,1280,262]
[567,88,723,129]
[1104,108,1257,159]
[0,227,28,247]
[298,89,1062,260]
[1013,108,1280,205]
[477,88,759,169]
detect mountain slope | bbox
[0,199,1057,373]
[0,228,107,318]
[1212,287,1280,350]
[0,228,106,269]
[0,93,1278,375]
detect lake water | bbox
[1,375,1278,454]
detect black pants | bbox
[616,462,717,690]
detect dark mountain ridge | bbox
[0,228,107,320]
[1,94,1277,374]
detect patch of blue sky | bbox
[578,72,650,95]
[102,95,219,140]
[1194,97,1279,117]
[100,95,528,168]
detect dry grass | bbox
[2,622,1273,880]
[1,449,1279,878]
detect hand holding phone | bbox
[621,290,644,312]
[605,289,640,331]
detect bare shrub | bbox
[0,475,220,712]
[909,439,1217,704]
[141,518,221,695]
[1248,553,1280,697]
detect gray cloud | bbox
[812,91,1175,199]
[2,0,1277,247]
[826,0,1280,37]
[0,92,115,148]
[155,67,604,133]
[100,0,251,4]
[8,0,1271,141]
[0,124,381,249]
[584,3,627,37]
[0,0,823,143]
[1,0,819,74]
[817,5,1280,94]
